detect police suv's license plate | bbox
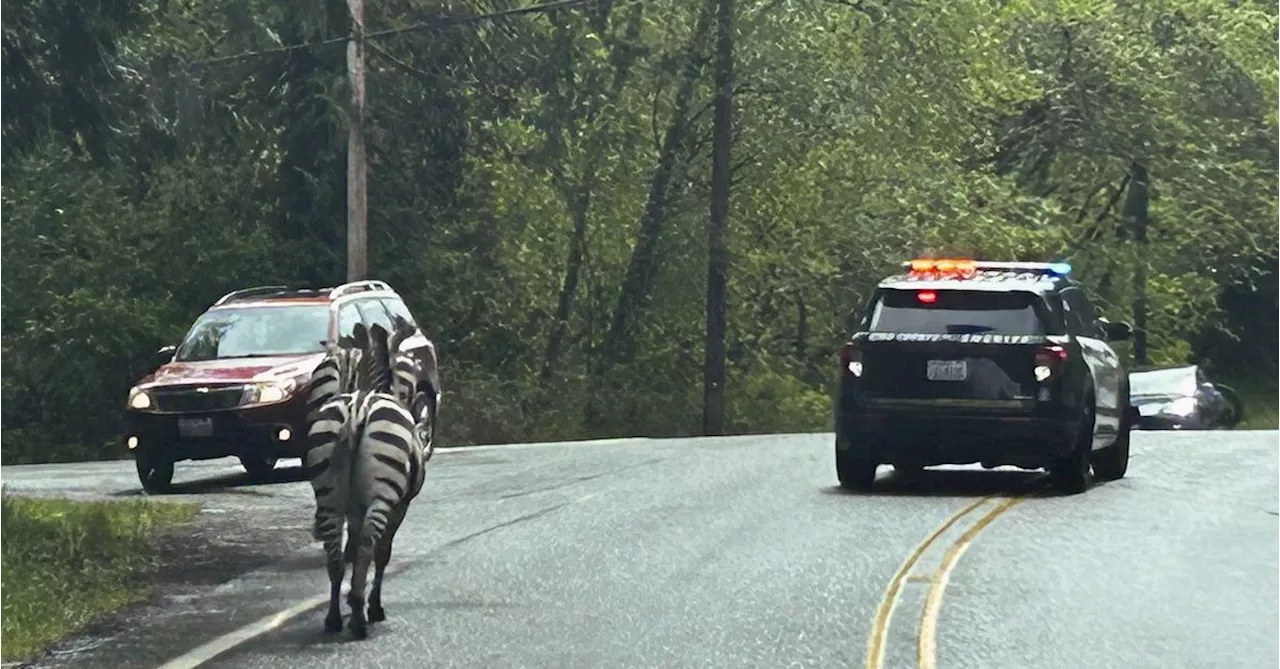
[178,417,213,438]
[926,360,968,382]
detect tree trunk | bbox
[587,1,713,430]
[702,0,733,436]
[1124,161,1150,366]
[600,1,713,368]
[542,4,647,382]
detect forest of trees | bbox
[2,0,1276,463]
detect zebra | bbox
[303,328,365,421]
[382,316,437,461]
[303,322,428,639]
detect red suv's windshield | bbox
[174,305,331,362]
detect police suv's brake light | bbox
[1034,345,1067,382]
[840,341,863,377]
[917,290,937,304]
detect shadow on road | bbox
[821,467,1053,498]
[110,464,312,497]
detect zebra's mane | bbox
[387,314,414,353]
[352,322,396,395]
[314,316,414,406]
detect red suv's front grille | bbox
[152,385,247,412]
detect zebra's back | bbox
[305,393,357,542]
[350,393,427,547]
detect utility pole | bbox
[346,0,369,282]
[703,0,732,436]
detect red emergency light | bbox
[917,290,938,304]
[907,258,977,278]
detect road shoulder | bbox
[20,503,317,669]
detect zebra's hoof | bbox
[323,614,343,633]
[368,605,386,623]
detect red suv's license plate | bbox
[178,417,214,438]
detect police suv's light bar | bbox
[903,259,1072,277]
[907,258,977,278]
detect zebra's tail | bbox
[345,392,376,565]
[343,517,362,564]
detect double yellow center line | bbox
[865,477,1043,669]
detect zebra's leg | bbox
[367,503,408,623]
[322,535,345,633]
[343,516,373,642]
[346,536,374,640]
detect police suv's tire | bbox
[1093,396,1132,482]
[836,451,877,491]
[1051,397,1095,495]
[136,455,174,493]
[1092,431,1130,482]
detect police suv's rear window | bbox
[868,289,1049,335]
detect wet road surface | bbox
[3,431,1276,669]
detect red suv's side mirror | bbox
[155,345,177,367]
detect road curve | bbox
[3,431,1277,669]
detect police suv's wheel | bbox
[1051,398,1096,495]
[136,455,174,493]
[836,451,877,491]
[1093,398,1132,482]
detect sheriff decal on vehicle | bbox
[864,332,1042,344]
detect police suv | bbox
[834,259,1138,494]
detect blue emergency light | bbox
[903,258,1073,279]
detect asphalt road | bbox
[3,431,1277,669]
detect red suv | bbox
[124,281,441,492]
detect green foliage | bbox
[1227,376,1280,431]
[0,493,197,661]
[1,0,1275,460]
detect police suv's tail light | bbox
[840,341,863,377]
[1034,345,1067,382]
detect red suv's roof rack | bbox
[213,285,293,306]
[328,280,393,299]
[212,281,395,307]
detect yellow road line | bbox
[917,496,1026,669]
[864,496,992,669]
[865,473,1044,669]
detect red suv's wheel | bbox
[136,455,174,493]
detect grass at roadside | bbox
[1226,377,1279,430]
[0,493,198,662]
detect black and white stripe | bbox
[304,350,359,421]
[380,321,435,461]
[303,324,370,421]
[304,389,360,635]
[344,391,426,636]
[303,321,429,639]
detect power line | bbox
[186,0,601,67]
